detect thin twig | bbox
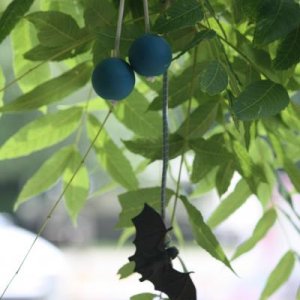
[114,0,126,57]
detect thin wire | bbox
[143,0,150,33]
[114,0,126,57]
[161,71,169,221]
[0,109,113,300]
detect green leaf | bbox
[233,80,290,121]
[173,29,216,60]
[0,108,82,160]
[254,0,300,45]
[117,261,135,279]
[117,187,174,228]
[260,251,296,300]
[123,134,185,161]
[0,62,92,112]
[11,19,51,92]
[284,158,300,192]
[114,90,162,138]
[232,209,277,260]
[63,148,90,224]
[207,179,252,228]
[199,61,228,96]
[130,293,157,300]
[274,26,300,70]
[87,114,138,190]
[180,196,235,273]
[154,0,203,33]
[0,0,34,44]
[27,11,82,47]
[15,146,74,209]
[215,160,235,196]
[176,101,219,139]
[190,135,232,183]
[0,67,5,107]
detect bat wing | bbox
[150,263,196,300]
[129,204,168,270]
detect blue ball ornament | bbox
[92,58,135,100]
[128,34,172,77]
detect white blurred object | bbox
[0,215,65,300]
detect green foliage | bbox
[260,251,296,299]
[1,0,300,298]
[130,293,157,300]
[0,0,34,44]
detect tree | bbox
[0,0,300,299]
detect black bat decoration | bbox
[129,204,196,300]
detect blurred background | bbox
[1,1,300,299]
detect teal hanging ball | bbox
[92,58,135,100]
[128,34,172,77]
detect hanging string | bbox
[114,0,126,57]
[160,71,169,221]
[143,0,150,33]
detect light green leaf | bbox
[27,11,82,47]
[117,187,174,228]
[123,134,185,161]
[0,62,92,112]
[274,26,300,70]
[63,148,90,224]
[130,293,157,300]
[254,0,300,45]
[199,61,228,96]
[12,19,50,92]
[15,146,74,209]
[87,114,138,190]
[0,108,82,160]
[180,196,235,273]
[154,0,203,33]
[0,0,34,44]
[176,101,219,139]
[260,251,296,300]
[207,179,252,228]
[117,261,135,279]
[233,80,290,121]
[216,160,235,196]
[232,209,277,260]
[114,90,162,138]
[284,158,300,192]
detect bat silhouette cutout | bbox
[129,204,196,300]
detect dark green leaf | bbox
[232,209,277,260]
[207,179,252,228]
[254,0,300,45]
[15,146,74,209]
[176,101,219,139]
[0,0,34,44]
[154,0,203,33]
[87,114,138,190]
[233,80,290,121]
[173,29,216,60]
[114,90,162,138]
[123,134,185,161]
[260,251,296,300]
[284,158,300,192]
[117,187,174,228]
[63,148,90,224]
[180,196,235,273]
[274,26,300,70]
[27,11,82,47]
[0,108,82,160]
[0,62,92,112]
[117,261,135,279]
[199,61,228,96]
[215,160,235,196]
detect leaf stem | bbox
[114,0,125,57]
[0,108,113,300]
